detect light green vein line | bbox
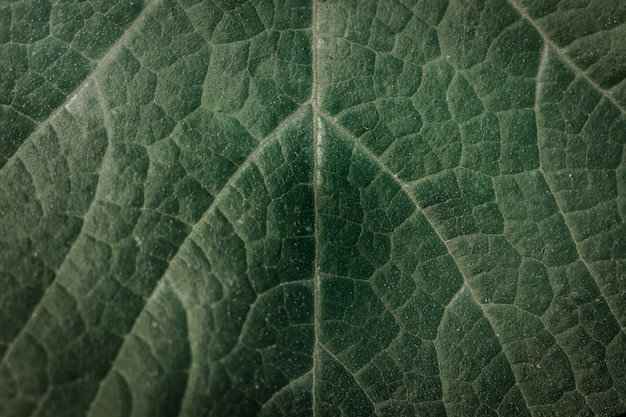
[319,343,377,411]
[1,0,157,169]
[311,0,321,415]
[507,0,626,115]
[26,79,123,417]
[535,45,626,334]
[260,371,313,409]
[0,80,111,367]
[1,105,37,126]
[317,110,541,413]
[84,104,311,416]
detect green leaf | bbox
[1,0,625,416]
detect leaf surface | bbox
[1,0,625,416]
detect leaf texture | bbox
[0,0,625,416]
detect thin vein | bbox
[490,300,585,396]
[83,105,310,415]
[230,279,313,352]
[311,0,321,416]
[260,371,313,408]
[507,0,626,116]
[1,104,37,126]
[318,343,377,410]
[84,278,167,417]
[318,111,539,412]
[1,0,156,169]
[535,46,626,334]
[0,81,111,367]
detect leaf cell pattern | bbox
[0,0,625,416]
